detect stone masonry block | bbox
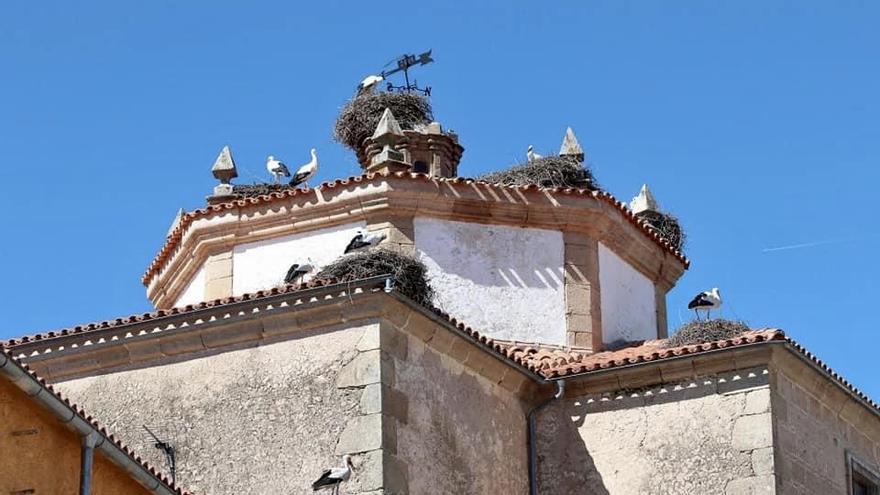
[725,475,775,495]
[336,413,383,455]
[357,325,381,352]
[354,449,384,492]
[360,383,382,415]
[751,447,774,476]
[732,413,773,451]
[337,350,381,389]
[743,388,771,416]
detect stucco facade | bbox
[537,367,774,494]
[58,323,375,494]
[0,376,154,495]
[415,217,567,344]
[598,242,658,345]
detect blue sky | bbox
[1,2,878,397]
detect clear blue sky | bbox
[1,2,878,397]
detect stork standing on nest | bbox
[289,148,319,189]
[688,287,722,320]
[357,74,384,94]
[527,145,543,163]
[284,257,314,284]
[312,455,354,494]
[266,155,290,184]
[344,228,386,254]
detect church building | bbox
[2,89,879,495]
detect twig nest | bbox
[313,248,434,306]
[477,156,599,190]
[664,319,751,348]
[334,92,433,151]
[636,210,686,251]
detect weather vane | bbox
[381,49,434,96]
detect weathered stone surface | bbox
[390,332,529,494]
[538,375,768,494]
[336,414,383,455]
[751,447,774,476]
[337,349,381,389]
[743,388,771,416]
[732,413,773,451]
[56,324,369,495]
[725,475,775,495]
[352,449,383,492]
[360,383,382,415]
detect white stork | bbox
[284,258,314,285]
[290,148,319,188]
[527,145,543,163]
[344,228,386,254]
[266,155,290,184]
[357,74,384,94]
[688,287,722,320]
[312,455,354,494]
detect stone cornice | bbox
[146,174,689,307]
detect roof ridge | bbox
[142,172,689,286]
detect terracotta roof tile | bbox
[142,172,689,286]
[1,347,192,495]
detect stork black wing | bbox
[290,170,310,186]
[344,235,366,254]
[687,294,713,309]
[312,469,338,490]
[284,264,302,284]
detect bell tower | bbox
[360,111,463,177]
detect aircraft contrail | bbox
[762,236,876,253]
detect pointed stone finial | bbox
[559,127,585,162]
[166,208,184,238]
[630,184,659,214]
[211,145,238,184]
[208,146,237,203]
[372,108,404,141]
[367,108,408,171]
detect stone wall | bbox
[175,262,205,307]
[56,323,378,495]
[771,362,880,494]
[414,216,567,344]
[382,318,532,494]
[537,367,775,494]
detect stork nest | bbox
[664,319,751,348]
[477,156,599,190]
[313,248,434,306]
[636,210,686,251]
[334,91,433,151]
[231,183,292,198]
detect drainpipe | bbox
[527,379,565,495]
[80,434,97,495]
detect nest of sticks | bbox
[636,210,686,251]
[477,156,599,190]
[664,319,751,348]
[232,183,291,198]
[334,91,433,151]
[312,248,434,306]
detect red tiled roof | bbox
[142,172,690,286]
[3,278,341,348]
[7,278,876,417]
[493,330,785,378]
[1,347,192,495]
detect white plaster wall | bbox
[174,264,205,308]
[232,221,366,296]
[598,242,657,344]
[414,217,566,344]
